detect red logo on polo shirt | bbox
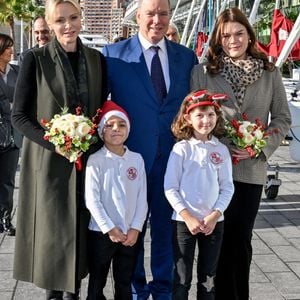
[127,167,137,180]
[209,152,223,165]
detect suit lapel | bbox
[212,74,242,112]
[127,36,160,104]
[166,41,181,104]
[241,75,261,112]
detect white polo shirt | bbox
[164,136,234,222]
[85,146,148,234]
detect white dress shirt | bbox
[164,136,234,222]
[138,32,170,91]
[85,146,148,234]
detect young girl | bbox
[164,90,234,300]
[85,100,148,300]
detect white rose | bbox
[254,129,263,140]
[76,115,87,122]
[239,121,251,134]
[54,119,76,137]
[243,133,255,144]
[51,119,62,129]
[238,126,247,135]
[62,114,76,122]
[63,125,76,137]
[76,122,91,137]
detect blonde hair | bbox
[171,90,226,140]
[45,0,81,23]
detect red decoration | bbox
[256,9,300,60]
[196,32,208,57]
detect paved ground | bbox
[1,144,300,300]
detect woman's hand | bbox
[55,146,70,159]
[55,146,83,160]
[231,148,252,161]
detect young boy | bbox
[85,100,148,300]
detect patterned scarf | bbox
[220,54,264,106]
[54,37,89,114]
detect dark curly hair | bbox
[171,90,226,141]
[206,7,274,74]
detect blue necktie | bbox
[150,46,167,102]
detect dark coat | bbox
[0,64,22,148]
[12,40,107,293]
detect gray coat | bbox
[190,63,291,185]
[12,40,106,293]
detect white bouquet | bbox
[225,113,274,165]
[41,107,100,168]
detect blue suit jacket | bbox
[103,35,198,173]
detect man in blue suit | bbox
[102,0,198,298]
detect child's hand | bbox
[108,227,127,243]
[122,228,139,247]
[202,210,221,236]
[180,209,204,235]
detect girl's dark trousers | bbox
[173,220,224,300]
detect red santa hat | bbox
[98,100,130,139]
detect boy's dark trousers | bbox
[87,230,140,300]
[172,220,224,300]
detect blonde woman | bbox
[12,0,107,298]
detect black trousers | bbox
[87,230,140,300]
[215,181,263,300]
[172,221,224,300]
[0,146,19,219]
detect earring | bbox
[249,40,252,43]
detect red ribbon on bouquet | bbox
[232,146,257,165]
[75,157,83,171]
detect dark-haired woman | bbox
[0,33,21,236]
[190,7,291,300]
